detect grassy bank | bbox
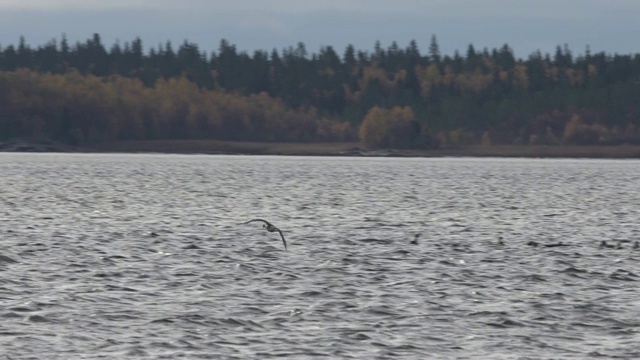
[2,138,640,158]
[86,140,640,158]
[89,140,361,156]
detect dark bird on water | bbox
[410,233,420,245]
[241,219,287,250]
[599,240,615,249]
[543,241,569,248]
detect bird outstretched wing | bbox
[240,218,287,250]
[241,219,271,226]
[276,229,287,250]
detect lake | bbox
[1,153,640,359]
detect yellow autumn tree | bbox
[563,114,606,145]
[359,106,388,148]
[415,63,441,98]
[359,106,418,148]
[481,131,492,146]
[513,64,529,89]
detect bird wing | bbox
[241,218,270,226]
[276,229,287,250]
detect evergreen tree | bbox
[429,35,441,64]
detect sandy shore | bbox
[3,138,640,158]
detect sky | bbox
[1,0,639,59]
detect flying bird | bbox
[241,219,287,250]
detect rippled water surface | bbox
[2,153,640,359]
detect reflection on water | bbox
[2,154,640,359]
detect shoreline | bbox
[2,138,640,159]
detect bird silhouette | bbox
[241,219,287,250]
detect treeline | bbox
[1,34,640,148]
[0,70,352,144]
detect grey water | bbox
[2,153,640,359]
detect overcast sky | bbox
[1,0,638,59]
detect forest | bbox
[1,33,640,148]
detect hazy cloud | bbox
[0,0,391,12]
[1,0,639,57]
[234,15,291,35]
[0,0,146,10]
[3,0,639,17]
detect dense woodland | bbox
[1,34,640,148]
